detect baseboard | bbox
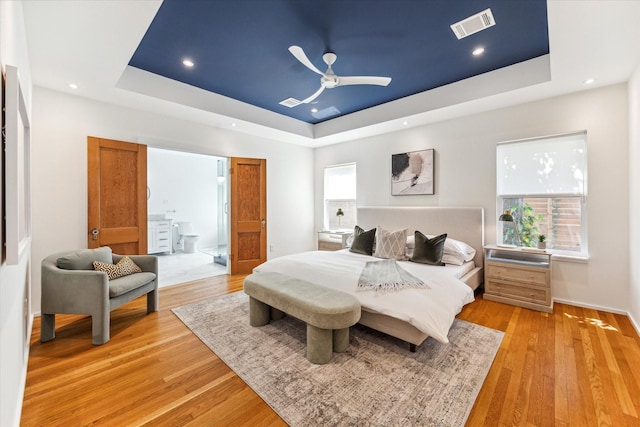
[12,313,34,427]
[552,297,628,315]
[628,311,640,337]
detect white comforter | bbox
[253,249,475,343]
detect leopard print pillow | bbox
[93,256,142,280]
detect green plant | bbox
[503,202,544,247]
[538,234,546,243]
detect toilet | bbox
[176,222,199,253]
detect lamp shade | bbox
[336,208,344,217]
[499,209,520,246]
[499,210,514,222]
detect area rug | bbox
[172,292,503,426]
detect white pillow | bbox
[374,227,408,260]
[441,254,465,266]
[346,233,355,247]
[405,234,476,264]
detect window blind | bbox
[497,131,587,197]
[324,163,356,199]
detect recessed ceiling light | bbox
[403,121,408,126]
[231,123,236,127]
[69,83,78,89]
[182,59,195,67]
[472,47,485,56]
[583,78,596,85]
[311,108,318,113]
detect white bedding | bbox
[253,249,475,343]
[437,258,475,279]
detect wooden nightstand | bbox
[483,245,553,313]
[317,231,352,251]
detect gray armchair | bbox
[41,247,158,345]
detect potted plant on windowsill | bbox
[537,234,547,250]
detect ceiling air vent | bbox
[279,97,301,108]
[450,8,495,40]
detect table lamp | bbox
[336,208,344,228]
[499,209,521,247]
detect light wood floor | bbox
[22,275,640,426]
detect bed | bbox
[253,206,485,349]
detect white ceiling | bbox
[21,0,640,148]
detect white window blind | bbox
[324,163,356,231]
[497,131,587,197]
[324,164,356,199]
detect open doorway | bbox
[147,148,229,287]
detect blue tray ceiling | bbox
[128,0,549,124]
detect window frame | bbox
[497,195,587,257]
[323,163,357,231]
[496,131,588,257]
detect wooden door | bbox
[87,137,147,254]
[230,157,266,274]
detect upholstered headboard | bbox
[357,206,485,268]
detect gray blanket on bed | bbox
[357,259,429,293]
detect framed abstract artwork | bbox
[391,149,434,195]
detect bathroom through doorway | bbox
[147,148,229,288]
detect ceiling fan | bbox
[282,45,392,108]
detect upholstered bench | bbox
[243,272,361,364]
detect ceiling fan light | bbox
[287,46,392,105]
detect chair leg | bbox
[147,289,159,313]
[41,314,56,342]
[92,311,110,345]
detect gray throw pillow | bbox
[57,246,113,270]
[349,225,377,256]
[410,232,447,266]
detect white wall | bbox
[0,2,33,426]
[30,87,315,315]
[629,60,640,331]
[148,148,222,250]
[315,84,630,313]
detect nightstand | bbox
[483,245,553,313]
[317,231,352,251]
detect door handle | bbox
[261,219,266,228]
[91,228,99,240]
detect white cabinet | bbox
[148,220,172,254]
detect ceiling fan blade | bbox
[300,85,326,104]
[338,76,392,87]
[289,46,325,76]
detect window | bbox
[496,132,587,256]
[324,163,356,231]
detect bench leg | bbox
[270,307,285,321]
[307,324,333,364]
[333,327,350,352]
[249,297,270,327]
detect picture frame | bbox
[391,148,434,195]
[5,65,32,265]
